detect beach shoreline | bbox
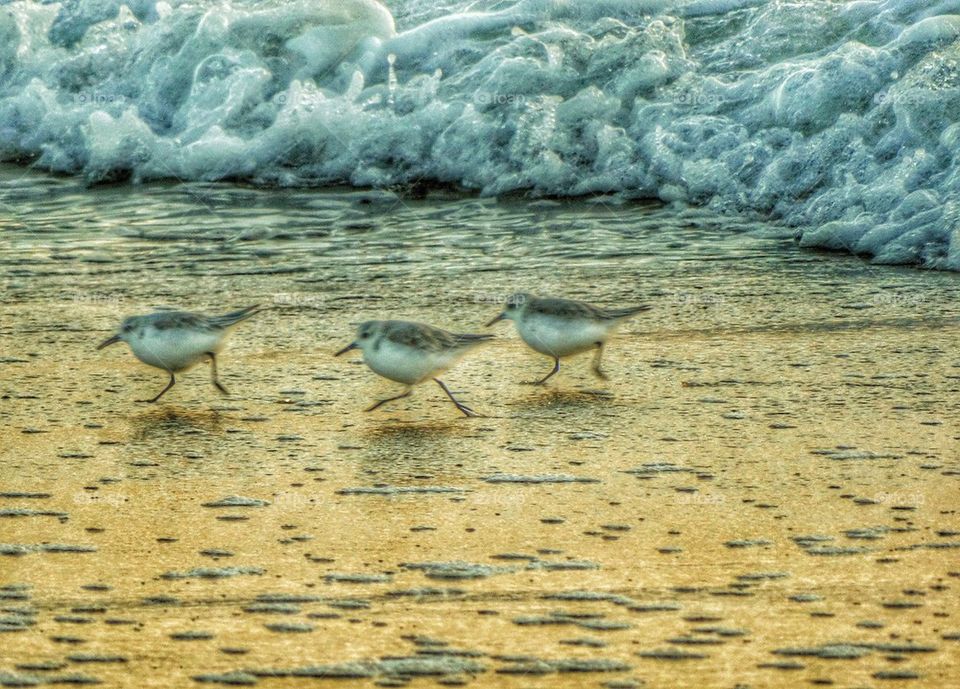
[1,175,959,687]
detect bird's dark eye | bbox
[122,323,133,332]
[359,331,369,339]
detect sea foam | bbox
[0,0,958,268]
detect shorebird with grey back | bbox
[486,292,651,384]
[97,305,261,402]
[335,319,492,417]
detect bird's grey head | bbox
[502,292,530,316]
[356,320,379,345]
[486,292,530,327]
[335,320,380,357]
[97,315,138,350]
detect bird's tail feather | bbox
[453,333,495,346]
[603,304,652,320]
[210,304,262,328]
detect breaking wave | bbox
[1,0,959,267]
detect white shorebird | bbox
[486,292,651,384]
[335,320,492,417]
[97,305,260,402]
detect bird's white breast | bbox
[363,339,458,385]
[516,313,613,357]
[127,326,225,372]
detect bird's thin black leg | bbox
[142,373,175,403]
[207,352,229,395]
[525,357,560,385]
[365,389,412,412]
[434,379,480,417]
[591,342,608,380]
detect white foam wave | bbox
[1,0,959,268]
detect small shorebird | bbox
[486,293,651,384]
[97,305,260,402]
[335,320,492,417]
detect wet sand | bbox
[1,168,959,687]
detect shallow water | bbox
[2,163,960,687]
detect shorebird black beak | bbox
[485,313,505,327]
[335,342,359,357]
[96,334,121,350]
